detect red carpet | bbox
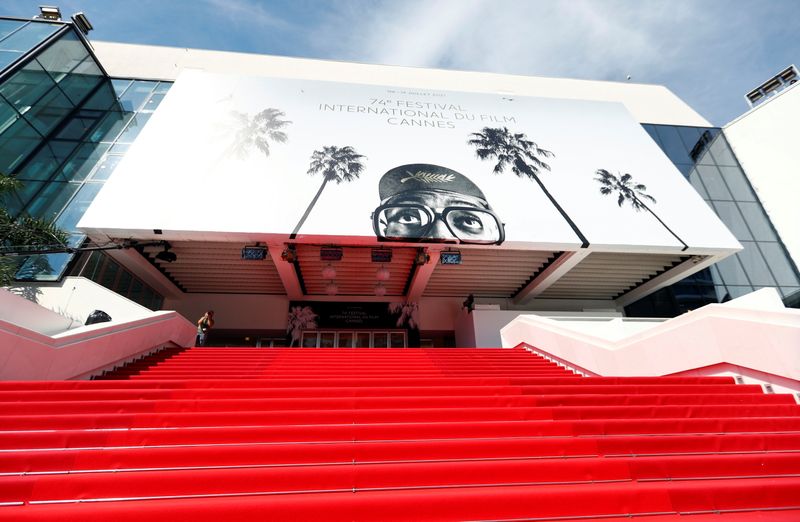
[1,346,799,520]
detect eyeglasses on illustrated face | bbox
[372,203,505,245]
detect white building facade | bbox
[1,15,797,348]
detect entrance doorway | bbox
[300,330,407,348]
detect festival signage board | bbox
[79,70,740,254]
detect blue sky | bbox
[4,0,799,126]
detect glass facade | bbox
[1,19,170,309]
[71,250,164,311]
[627,125,800,316]
[0,22,171,292]
[0,18,63,70]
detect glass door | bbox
[354,332,371,348]
[319,331,336,348]
[299,330,407,348]
[337,332,354,348]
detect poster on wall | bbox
[79,70,740,253]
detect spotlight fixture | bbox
[154,242,177,263]
[321,263,337,280]
[374,282,387,297]
[71,12,93,34]
[37,6,61,20]
[413,249,430,266]
[281,246,297,263]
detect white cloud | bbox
[309,0,782,124]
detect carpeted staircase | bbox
[2,346,799,520]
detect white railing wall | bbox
[0,281,196,380]
[501,289,800,395]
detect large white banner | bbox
[80,70,739,253]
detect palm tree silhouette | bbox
[291,145,366,238]
[468,127,589,247]
[227,108,291,159]
[595,169,688,251]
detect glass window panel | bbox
[13,180,46,210]
[26,181,80,221]
[641,124,659,143]
[654,125,692,164]
[15,251,73,281]
[58,142,110,182]
[737,202,777,241]
[108,142,130,154]
[18,141,80,186]
[711,201,752,240]
[35,31,87,82]
[337,332,353,348]
[81,250,104,280]
[693,268,713,285]
[141,92,167,112]
[673,163,693,177]
[713,285,728,302]
[390,332,405,348]
[0,50,23,69]
[0,59,55,112]
[709,264,724,286]
[82,81,120,111]
[115,270,133,297]
[0,117,41,172]
[22,86,74,136]
[54,182,103,231]
[0,49,25,69]
[153,82,172,94]
[692,128,720,165]
[0,21,61,53]
[736,242,776,286]
[781,287,800,300]
[355,332,370,348]
[694,148,716,166]
[714,256,750,285]
[373,332,388,348]
[687,167,709,199]
[87,110,133,142]
[727,286,754,299]
[0,190,24,216]
[111,78,133,97]
[696,165,732,200]
[708,134,738,166]
[717,166,755,202]
[15,145,60,182]
[99,259,119,289]
[129,279,144,305]
[0,20,26,42]
[0,98,19,133]
[115,112,151,143]
[759,243,800,286]
[54,109,104,141]
[57,60,103,105]
[90,153,123,180]
[301,332,317,348]
[118,81,157,112]
[319,332,335,348]
[676,126,702,160]
[148,291,164,311]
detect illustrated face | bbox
[373,190,504,245]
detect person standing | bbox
[196,310,215,346]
